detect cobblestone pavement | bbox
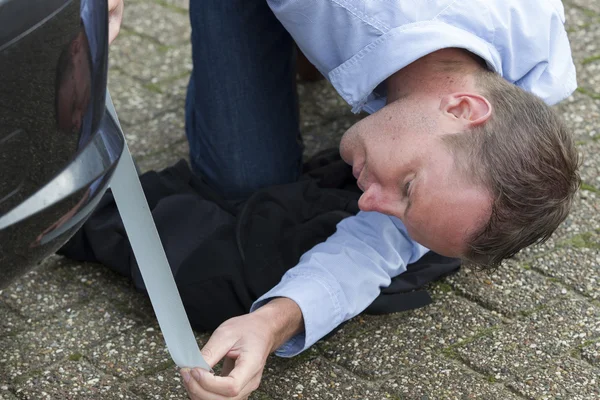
[1,1,600,399]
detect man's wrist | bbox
[252,297,304,353]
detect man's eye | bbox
[403,181,412,197]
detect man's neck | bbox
[386,48,487,104]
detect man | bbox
[107,0,580,399]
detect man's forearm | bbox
[253,297,304,353]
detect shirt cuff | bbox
[250,271,344,357]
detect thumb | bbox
[200,329,238,368]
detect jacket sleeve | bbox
[250,211,429,357]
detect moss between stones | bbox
[576,87,600,100]
[143,82,164,94]
[582,54,600,65]
[580,183,600,194]
[153,0,187,15]
[435,282,453,293]
[561,232,600,250]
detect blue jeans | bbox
[186,0,302,200]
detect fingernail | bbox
[191,369,202,381]
[180,369,191,383]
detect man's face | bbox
[339,94,492,258]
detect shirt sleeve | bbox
[250,211,429,357]
[481,0,577,105]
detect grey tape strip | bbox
[106,91,211,370]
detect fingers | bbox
[107,0,124,44]
[196,356,261,397]
[181,366,262,400]
[200,329,239,369]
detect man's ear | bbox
[440,93,492,127]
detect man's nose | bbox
[358,184,403,218]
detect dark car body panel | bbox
[0,0,124,288]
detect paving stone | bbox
[131,371,274,400]
[530,243,600,300]
[505,355,599,400]
[128,367,188,400]
[59,261,156,322]
[581,340,600,366]
[260,356,391,400]
[568,0,600,15]
[319,290,502,378]
[565,1,600,33]
[14,360,139,400]
[108,70,180,125]
[455,295,600,395]
[301,114,363,160]
[298,81,364,159]
[122,331,213,399]
[122,1,191,47]
[123,109,187,158]
[153,0,189,12]
[155,75,190,100]
[554,91,600,142]
[15,256,155,324]
[576,140,600,189]
[570,28,600,96]
[511,146,600,260]
[446,261,565,316]
[0,300,24,334]
[381,357,521,400]
[515,178,600,262]
[298,79,356,122]
[89,324,173,380]
[135,138,190,174]
[0,255,97,318]
[110,33,192,83]
[569,13,600,62]
[0,297,139,381]
[0,387,17,400]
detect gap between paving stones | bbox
[117,26,172,51]
[314,290,523,394]
[449,293,600,396]
[4,307,141,387]
[134,137,189,162]
[259,354,391,400]
[153,0,187,15]
[111,64,191,95]
[524,234,600,303]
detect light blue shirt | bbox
[251,0,577,357]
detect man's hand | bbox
[108,0,124,44]
[180,298,304,399]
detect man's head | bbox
[339,50,580,267]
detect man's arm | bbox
[251,211,428,356]
[182,211,428,399]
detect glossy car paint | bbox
[0,0,124,288]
